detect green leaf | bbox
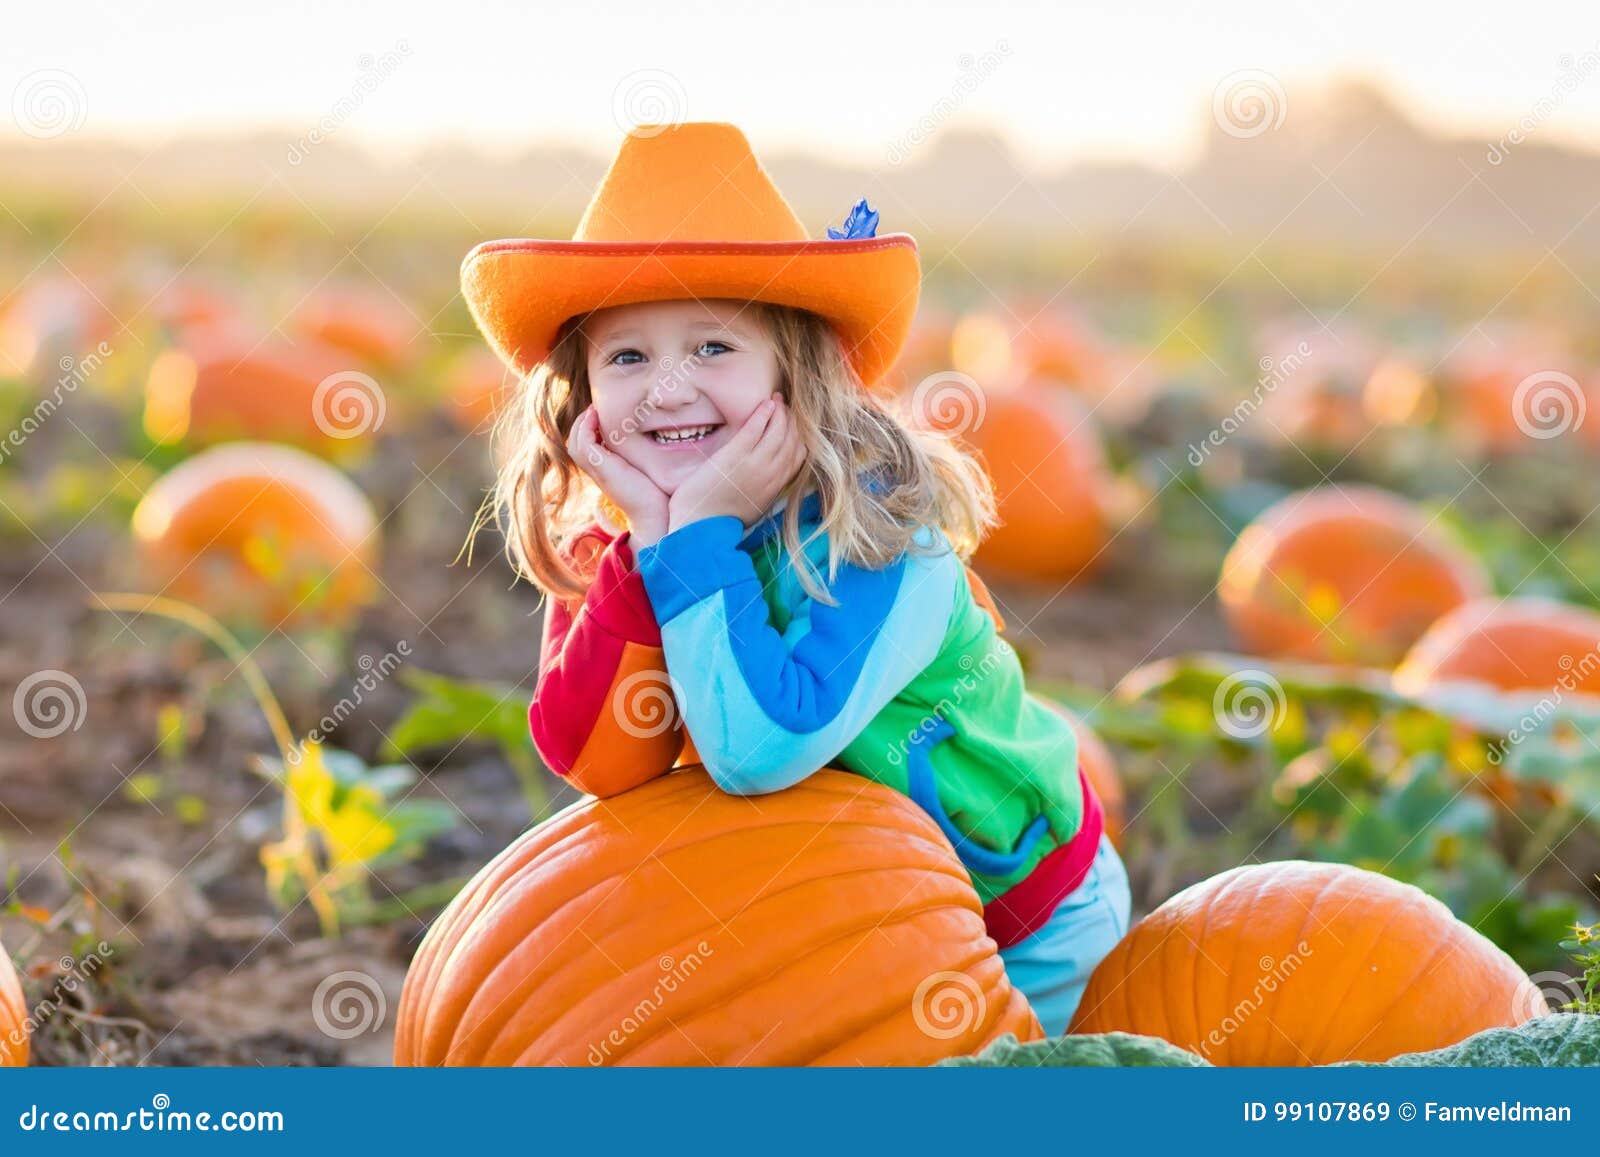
[385,668,533,761]
[1336,1015,1600,1067]
[936,1031,1210,1068]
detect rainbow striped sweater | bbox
[529,491,1104,947]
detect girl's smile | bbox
[583,298,781,494]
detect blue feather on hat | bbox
[827,198,879,240]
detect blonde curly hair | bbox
[472,300,996,606]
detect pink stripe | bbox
[981,765,1106,949]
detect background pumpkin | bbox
[1069,860,1543,1065]
[395,766,1042,1066]
[0,938,27,1067]
[1218,484,1491,666]
[1394,596,1600,700]
[132,442,380,629]
[921,381,1112,583]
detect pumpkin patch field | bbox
[3,164,1600,1073]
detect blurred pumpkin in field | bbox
[951,305,1112,395]
[288,287,419,370]
[882,307,955,395]
[917,378,1112,583]
[1036,698,1126,845]
[1392,596,1600,810]
[395,767,1041,1066]
[132,442,379,629]
[1070,861,1542,1065]
[1434,330,1591,454]
[0,939,25,1067]
[443,347,516,432]
[0,275,117,380]
[144,334,383,454]
[1218,485,1491,666]
[1394,596,1600,700]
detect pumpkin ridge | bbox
[1263,865,1347,1065]
[486,865,982,1064]
[1296,871,1413,1061]
[449,829,976,1063]
[1193,863,1262,1059]
[1327,913,1461,1063]
[618,914,1009,1066]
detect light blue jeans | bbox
[997,834,1131,1037]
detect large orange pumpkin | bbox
[1218,485,1490,666]
[1,938,26,1067]
[144,334,383,453]
[288,288,418,370]
[1037,698,1126,846]
[920,381,1112,583]
[132,442,380,628]
[395,767,1042,1066]
[1070,861,1542,1065]
[1394,596,1600,700]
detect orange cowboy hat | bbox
[460,121,921,391]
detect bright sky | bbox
[7,0,1600,168]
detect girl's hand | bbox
[667,394,807,533]
[566,406,670,547]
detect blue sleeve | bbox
[635,516,960,795]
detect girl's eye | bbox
[696,340,733,358]
[608,348,645,367]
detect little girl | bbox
[466,121,1130,1036]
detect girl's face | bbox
[583,298,782,494]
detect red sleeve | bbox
[530,525,687,798]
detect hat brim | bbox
[460,235,921,391]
